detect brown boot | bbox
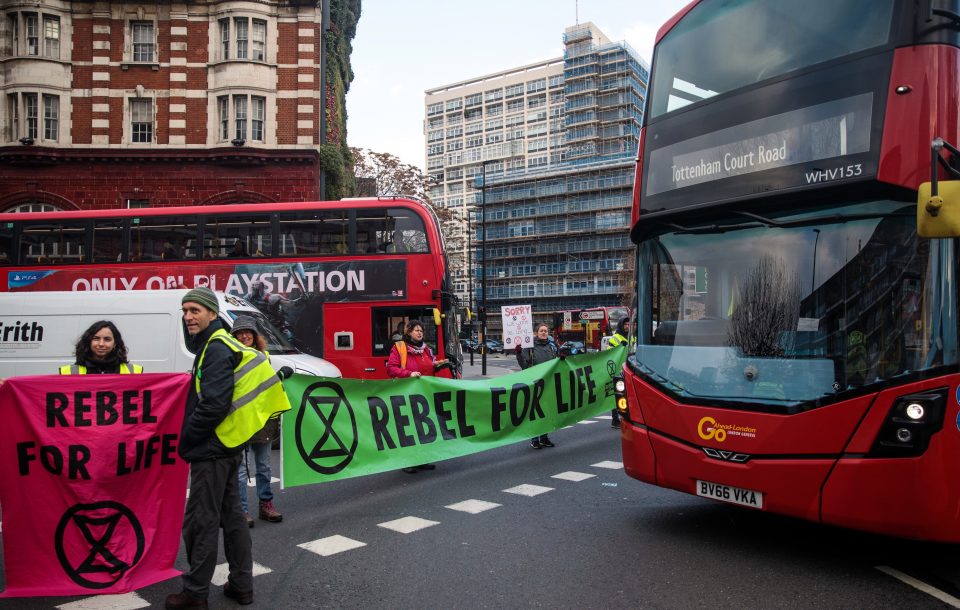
[165,590,208,609]
[259,499,282,523]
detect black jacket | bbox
[178,318,243,462]
[517,338,558,370]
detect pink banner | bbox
[0,374,191,597]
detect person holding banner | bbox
[167,287,253,609]
[387,320,447,473]
[516,323,558,449]
[230,316,284,527]
[59,320,143,374]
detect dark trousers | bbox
[182,453,253,598]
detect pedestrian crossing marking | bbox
[299,534,367,556]
[576,420,599,425]
[212,561,272,586]
[591,460,623,469]
[56,592,150,610]
[552,471,596,482]
[503,484,554,497]
[595,415,613,420]
[246,476,281,487]
[446,499,502,514]
[378,516,440,533]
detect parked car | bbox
[485,339,504,354]
[460,338,479,353]
[559,340,585,356]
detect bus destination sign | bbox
[644,93,874,199]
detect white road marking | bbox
[503,484,554,497]
[299,535,367,556]
[446,499,502,514]
[576,420,599,425]
[591,460,623,469]
[595,414,613,420]
[245,476,281,487]
[378,516,440,534]
[57,593,150,610]
[212,561,272,586]
[876,566,960,608]
[552,471,596,482]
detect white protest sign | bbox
[501,304,533,349]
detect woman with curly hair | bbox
[59,320,143,374]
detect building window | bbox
[127,199,150,209]
[42,94,57,140]
[219,95,266,143]
[218,96,229,140]
[131,21,155,62]
[219,18,229,59]
[24,93,37,139]
[25,13,38,55]
[234,95,247,140]
[43,15,59,58]
[251,96,265,141]
[235,18,248,59]
[130,98,153,143]
[252,20,266,61]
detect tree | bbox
[729,255,801,357]
[350,146,455,223]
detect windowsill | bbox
[209,59,274,68]
[121,62,160,70]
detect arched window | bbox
[4,202,61,213]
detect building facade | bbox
[0,0,335,212]
[423,23,648,335]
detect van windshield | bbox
[224,309,299,355]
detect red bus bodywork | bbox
[622,1,960,541]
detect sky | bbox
[346,0,691,170]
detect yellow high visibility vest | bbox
[195,329,290,448]
[59,363,143,374]
[394,341,408,370]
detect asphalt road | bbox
[2,354,960,609]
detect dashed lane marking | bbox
[299,535,367,556]
[591,460,623,469]
[503,484,554,497]
[576,420,599,425]
[212,561,272,586]
[378,516,440,534]
[56,593,151,610]
[876,566,960,608]
[246,476,281,487]
[594,415,613,419]
[552,471,596,482]
[446,499,502,514]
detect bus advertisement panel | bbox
[618,0,960,542]
[0,198,460,379]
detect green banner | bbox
[280,347,626,487]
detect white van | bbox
[0,289,341,378]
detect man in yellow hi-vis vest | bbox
[167,287,257,609]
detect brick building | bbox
[0,0,331,212]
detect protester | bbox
[59,320,143,374]
[515,323,558,449]
[167,287,253,609]
[230,316,283,527]
[604,318,631,429]
[386,320,447,473]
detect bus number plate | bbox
[696,480,763,509]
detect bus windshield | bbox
[634,200,958,408]
[649,0,895,119]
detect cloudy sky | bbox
[346,0,691,169]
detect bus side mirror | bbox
[433,308,442,326]
[918,181,960,237]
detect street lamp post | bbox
[479,162,488,376]
[466,206,475,366]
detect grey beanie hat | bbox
[182,287,219,314]
[231,315,260,337]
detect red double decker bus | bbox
[552,306,629,351]
[0,197,460,379]
[617,0,960,541]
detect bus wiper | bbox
[730,209,913,230]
